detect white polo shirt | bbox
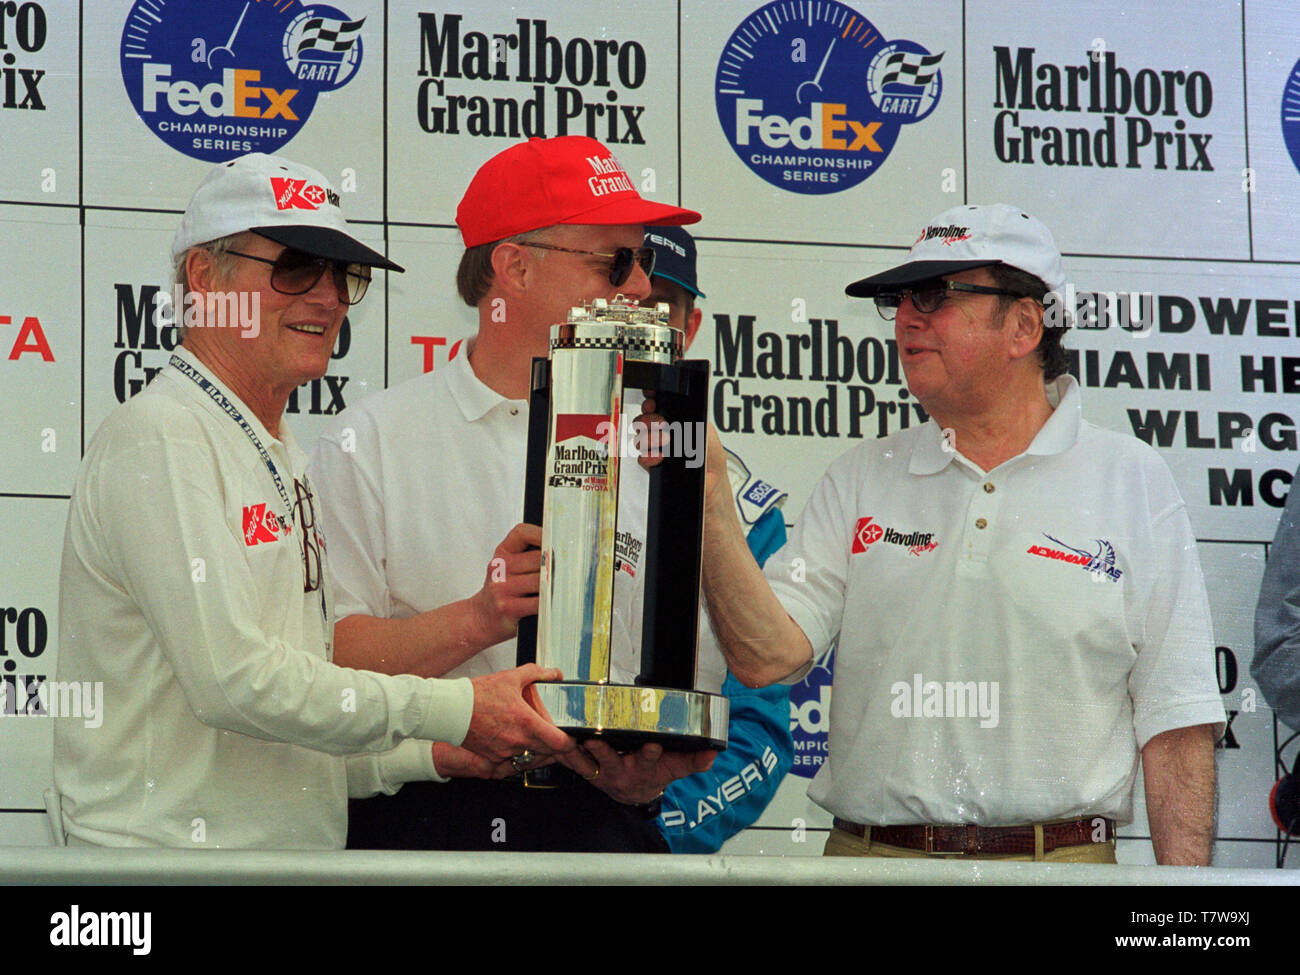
[310,349,725,692]
[54,346,471,848]
[766,376,1225,827]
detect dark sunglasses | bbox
[874,281,1032,320]
[519,241,656,287]
[227,248,372,305]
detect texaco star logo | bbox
[852,516,883,554]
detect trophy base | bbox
[532,681,729,751]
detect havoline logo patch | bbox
[915,223,971,246]
[851,516,936,555]
[120,1,366,163]
[714,1,941,195]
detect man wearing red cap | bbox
[696,204,1224,865]
[52,154,572,848]
[311,137,718,851]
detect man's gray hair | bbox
[171,232,249,338]
[172,232,248,294]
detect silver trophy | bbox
[517,297,728,753]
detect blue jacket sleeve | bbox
[1254,462,1300,733]
[658,508,794,853]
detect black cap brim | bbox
[252,225,405,272]
[845,259,999,297]
[651,271,706,299]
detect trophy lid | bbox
[550,296,682,365]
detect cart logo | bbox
[121,1,367,162]
[715,2,941,194]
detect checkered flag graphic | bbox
[879,51,944,88]
[295,17,366,55]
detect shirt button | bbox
[975,518,988,530]
[509,407,520,416]
[983,482,995,493]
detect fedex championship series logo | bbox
[1284,55,1300,176]
[120,0,366,163]
[715,1,941,194]
[789,646,832,778]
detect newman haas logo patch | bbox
[1026,533,1123,582]
[851,516,936,556]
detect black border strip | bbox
[0,199,80,209]
[677,0,683,206]
[1241,0,1254,262]
[78,0,85,459]
[382,0,391,390]
[961,0,968,203]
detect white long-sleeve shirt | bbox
[53,346,471,848]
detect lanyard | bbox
[169,354,294,517]
[169,354,329,625]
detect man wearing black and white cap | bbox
[637,226,794,853]
[52,153,572,848]
[698,203,1225,864]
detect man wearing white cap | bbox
[697,204,1225,864]
[53,153,572,848]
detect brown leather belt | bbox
[832,817,1114,855]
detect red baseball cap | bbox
[456,136,700,247]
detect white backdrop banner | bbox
[1,0,1295,870]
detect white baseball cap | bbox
[171,153,403,271]
[845,203,1064,297]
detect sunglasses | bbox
[874,281,1032,320]
[519,241,656,287]
[227,248,372,305]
